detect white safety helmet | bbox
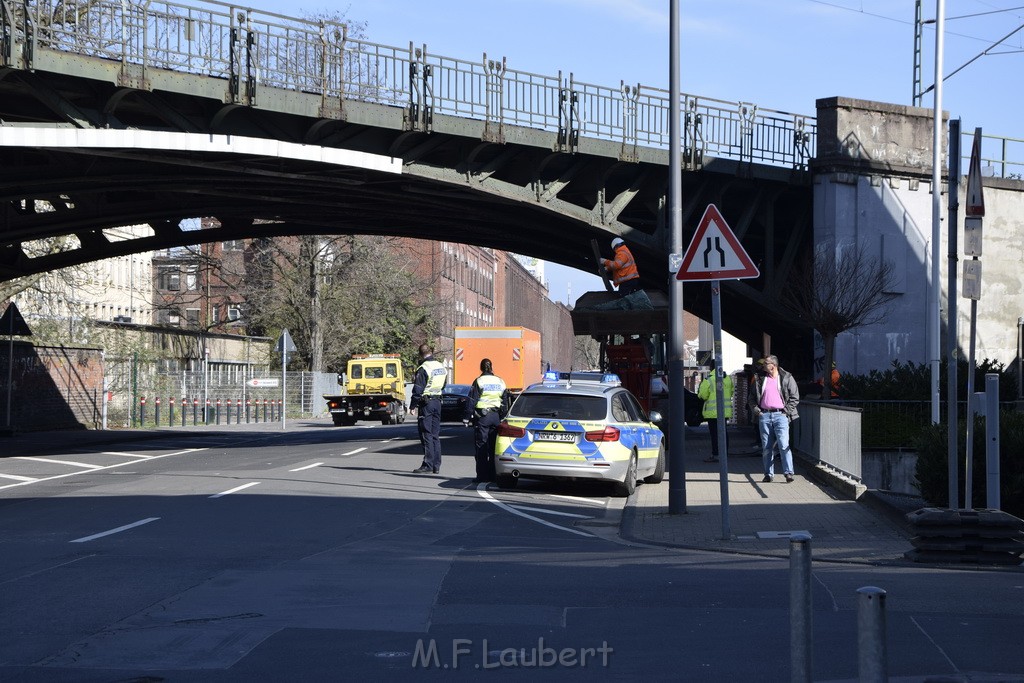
[611,237,624,249]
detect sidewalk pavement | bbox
[622,425,923,565]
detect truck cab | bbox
[324,354,407,426]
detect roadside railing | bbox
[964,130,1024,180]
[829,399,1023,450]
[791,401,863,480]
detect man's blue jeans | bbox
[759,410,794,477]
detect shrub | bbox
[915,411,1024,517]
[841,358,1016,401]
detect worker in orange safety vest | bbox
[600,237,642,295]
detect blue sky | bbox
[276,0,1023,300]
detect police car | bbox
[494,372,665,496]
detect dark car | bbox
[682,386,705,427]
[440,383,473,422]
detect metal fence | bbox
[791,401,863,480]
[831,400,1022,450]
[104,366,337,428]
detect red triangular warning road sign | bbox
[676,204,760,281]
[0,302,32,336]
[966,127,985,217]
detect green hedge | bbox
[915,412,1024,517]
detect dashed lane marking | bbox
[70,517,160,543]
[341,448,367,456]
[289,463,322,472]
[209,482,261,498]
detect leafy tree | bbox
[783,244,898,400]
[235,235,439,373]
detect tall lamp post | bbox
[667,0,687,514]
[929,0,945,425]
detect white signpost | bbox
[963,128,986,509]
[276,329,297,429]
[676,204,759,539]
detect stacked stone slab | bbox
[905,507,1024,565]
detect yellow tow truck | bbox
[323,354,408,426]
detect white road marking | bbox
[0,555,94,585]
[70,517,160,543]
[507,504,593,519]
[15,456,103,469]
[0,473,37,482]
[289,462,322,472]
[476,486,592,537]
[548,494,608,507]
[101,451,153,459]
[209,482,260,498]
[0,448,207,492]
[341,448,366,456]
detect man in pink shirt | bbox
[746,355,800,483]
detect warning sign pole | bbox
[675,204,759,540]
[710,279,731,539]
[963,126,985,509]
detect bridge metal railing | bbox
[964,129,1024,180]
[4,0,817,169]
[5,0,1020,175]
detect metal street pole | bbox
[711,281,730,539]
[946,118,960,508]
[667,0,687,513]
[929,0,945,425]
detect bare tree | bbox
[782,244,899,400]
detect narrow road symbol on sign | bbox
[676,204,759,281]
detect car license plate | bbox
[535,431,576,443]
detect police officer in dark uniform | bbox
[411,344,447,474]
[464,358,511,483]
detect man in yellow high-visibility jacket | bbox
[697,361,734,463]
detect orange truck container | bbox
[453,327,542,393]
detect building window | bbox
[223,240,244,251]
[185,308,200,327]
[228,306,241,321]
[185,265,198,291]
[158,267,180,291]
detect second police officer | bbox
[411,343,447,474]
[464,358,511,484]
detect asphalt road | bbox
[1,420,1022,681]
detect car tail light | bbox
[585,426,620,442]
[498,421,526,438]
[378,401,389,407]
[328,401,339,409]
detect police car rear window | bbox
[512,394,607,420]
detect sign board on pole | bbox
[965,127,985,218]
[276,329,297,354]
[675,204,759,282]
[247,378,280,388]
[963,260,982,300]
[964,217,983,257]
[0,302,32,336]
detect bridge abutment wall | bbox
[813,97,1024,377]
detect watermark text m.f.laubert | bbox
[412,637,613,669]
